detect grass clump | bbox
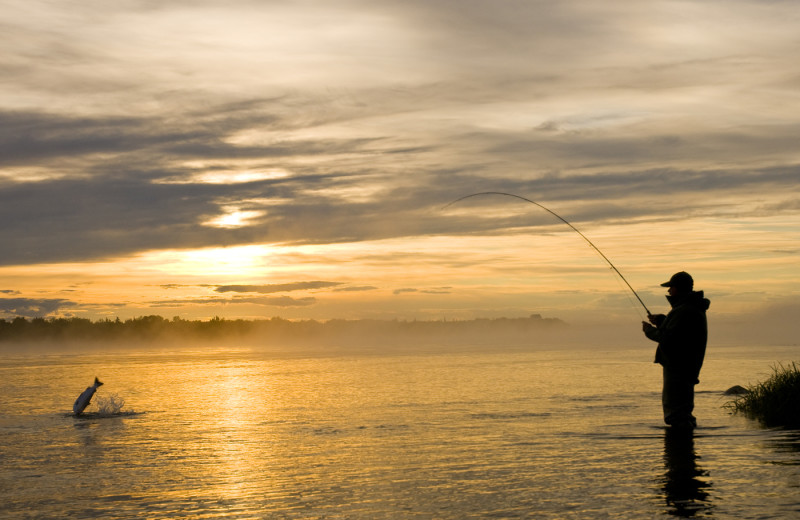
[726,362,800,428]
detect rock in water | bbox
[724,385,749,395]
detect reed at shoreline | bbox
[726,362,800,428]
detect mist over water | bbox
[1,342,798,519]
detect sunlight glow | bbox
[203,208,266,229]
[0,167,68,183]
[193,170,290,184]
[156,168,290,185]
[137,245,275,278]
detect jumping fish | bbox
[73,377,104,415]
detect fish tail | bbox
[95,377,104,387]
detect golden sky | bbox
[1,1,798,341]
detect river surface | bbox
[1,343,798,519]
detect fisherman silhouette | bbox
[642,272,710,429]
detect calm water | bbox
[1,343,798,519]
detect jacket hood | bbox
[667,290,710,311]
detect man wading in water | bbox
[642,272,710,429]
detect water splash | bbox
[95,393,126,415]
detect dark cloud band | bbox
[215,281,342,294]
[0,298,74,318]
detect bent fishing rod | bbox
[442,191,652,317]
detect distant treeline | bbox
[0,314,565,345]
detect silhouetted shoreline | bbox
[0,314,567,349]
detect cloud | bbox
[242,296,317,307]
[0,297,74,318]
[333,286,378,292]
[3,0,800,267]
[393,287,451,295]
[2,158,797,268]
[1,115,798,267]
[421,288,452,294]
[215,281,342,294]
[152,296,317,307]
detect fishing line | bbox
[609,263,649,322]
[442,191,652,317]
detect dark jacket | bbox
[645,291,710,383]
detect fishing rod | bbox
[442,191,652,317]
